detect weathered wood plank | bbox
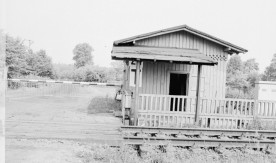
[134,60,141,125]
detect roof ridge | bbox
[113,25,248,54]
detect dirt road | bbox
[6,117,122,145]
[5,87,122,163]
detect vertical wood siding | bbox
[139,62,191,95]
[134,31,228,98]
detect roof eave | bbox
[111,56,217,66]
[111,46,218,66]
[113,25,248,54]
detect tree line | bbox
[5,35,123,82]
[226,53,276,99]
[6,34,276,97]
[6,35,55,79]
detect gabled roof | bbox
[114,25,248,54]
[112,46,217,65]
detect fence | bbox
[6,79,122,98]
[136,94,276,129]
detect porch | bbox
[134,94,276,129]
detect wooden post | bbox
[121,92,125,125]
[195,64,202,125]
[253,100,258,117]
[125,61,130,90]
[134,60,141,126]
[253,84,259,120]
[121,61,128,125]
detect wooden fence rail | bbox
[7,79,121,98]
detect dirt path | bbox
[5,90,123,163]
[6,138,90,163]
[5,117,122,162]
[6,116,122,145]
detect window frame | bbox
[129,61,143,87]
[167,70,190,96]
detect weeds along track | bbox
[121,126,276,153]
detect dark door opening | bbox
[169,73,188,111]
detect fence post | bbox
[253,100,258,119]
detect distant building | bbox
[255,81,276,101]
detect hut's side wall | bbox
[140,62,192,95]
[133,31,228,98]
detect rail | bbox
[121,126,276,152]
[136,94,276,129]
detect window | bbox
[169,73,188,96]
[129,61,143,87]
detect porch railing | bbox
[138,94,196,127]
[200,98,256,129]
[137,94,276,129]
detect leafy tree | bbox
[243,59,259,74]
[71,65,108,82]
[227,71,248,90]
[54,63,123,82]
[53,63,74,80]
[73,43,94,68]
[91,66,109,82]
[72,66,88,81]
[226,55,260,99]
[243,59,260,87]
[226,55,243,75]
[226,55,245,88]
[110,61,124,81]
[271,53,276,64]
[262,62,276,81]
[26,50,55,78]
[262,54,276,81]
[5,35,55,79]
[5,35,30,78]
[246,71,260,87]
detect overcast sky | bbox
[2,0,276,71]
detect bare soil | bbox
[5,86,122,163]
[6,138,86,163]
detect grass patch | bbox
[87,95,121,114]
[247,117,276,130]
[76,143,276,163]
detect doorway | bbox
[169,73,188,111]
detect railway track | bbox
[121,126,276,153]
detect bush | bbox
[226,87,255,99]
[247,117,276,130]
[54,63,123,83]
[8,81,21,89]
[87,95,121,114]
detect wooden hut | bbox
[111,25,274,129]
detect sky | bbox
[1,0,276,72]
